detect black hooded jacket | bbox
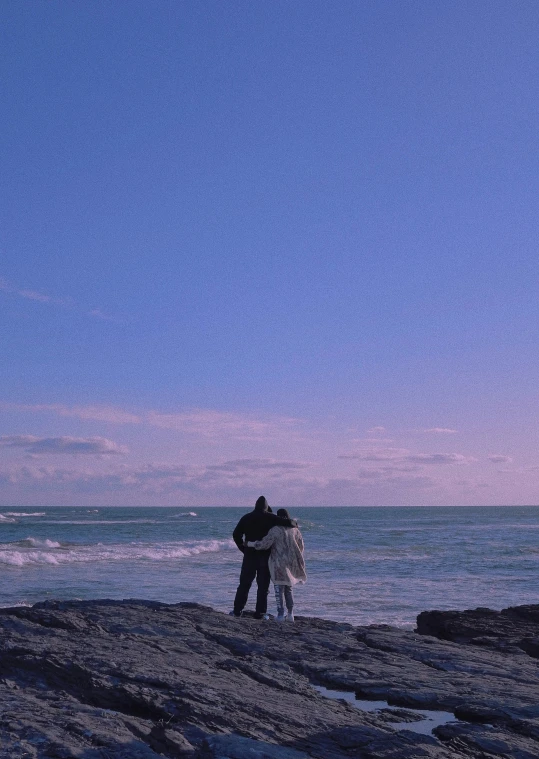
[232,508,296,555]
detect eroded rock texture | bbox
[0,600,538,758]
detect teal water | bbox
[1,505,538,627]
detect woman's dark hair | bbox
[276,508,290,519]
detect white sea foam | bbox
[0,514,17,523]
[0,538,234,567]
[172,512,198,517]
[4,512,46,517]
[39,519,158,525]
[0,551,62,566]
[20,537,62,549]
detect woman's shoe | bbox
[285,612,295,622]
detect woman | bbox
[246,508,306,622]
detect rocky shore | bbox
[1,600,539,758]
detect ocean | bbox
[1,505,538,628]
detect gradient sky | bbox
[2,1,538,506]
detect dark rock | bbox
[417,604,539,658]
[1,600,539,757]
[201,734,310,758]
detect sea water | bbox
[1,505,538,627]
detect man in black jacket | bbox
[231,496,296,619]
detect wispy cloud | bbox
[339,448,473,465]
[0,457,309,499]
[206,458,309,473]
[405,453,469,464]
[88,308,126,324]
[1,401,305,441]
[339,447,408,461]
[1,403,141,425]
[0,277,72,307]
[488,454,513,464]
[0,276,119,322]
[422,428,457,434]
[146,409,303,440]
[0,457,436,504]
[0,436,127,455]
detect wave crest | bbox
[4,512,46,517]
[0,538,234,567]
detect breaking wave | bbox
[0,538,234,567]
[4,512,46,517]
[18,537,62,549]
[39,519,158,525]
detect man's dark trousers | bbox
[233,550,271,616]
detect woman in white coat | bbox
[247,508,306,622]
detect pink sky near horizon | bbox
[0,401,531,508]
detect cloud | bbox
[1,403,141,425]
[367,426,386,434]
[0,436,127,455]
[0,277,72,307]
[0,275,117,321]
[488,455,513,464]
[206,459,308,473]
[0,452,443,505]
[339,448,473,465]
[0,456,309,498]
[422,428,457,434]
[88,309,125,324]
[1,401,303,440]
[146,409,303,440]
[18,289,55,303]
[339,447,408,461]
[405,453,470,465]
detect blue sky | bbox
[2,1,538,506]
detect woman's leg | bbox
[274,584,285,618]
[284,586,294,613]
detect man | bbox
[231,496,296,619]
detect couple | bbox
[231,496,306,621]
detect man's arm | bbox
[247,531,276,551]
[232,516,247,552]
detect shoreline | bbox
[1,599,538,758]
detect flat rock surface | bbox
[1,600,539,758]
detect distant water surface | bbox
[1,505,538,627]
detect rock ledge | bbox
[1,600,539,758]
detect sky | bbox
[1,1,539,507]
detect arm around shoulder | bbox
[250,531,276,551]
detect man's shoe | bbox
[229,610,242,618]
[285,612,295,622]
[253,613,270,620]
